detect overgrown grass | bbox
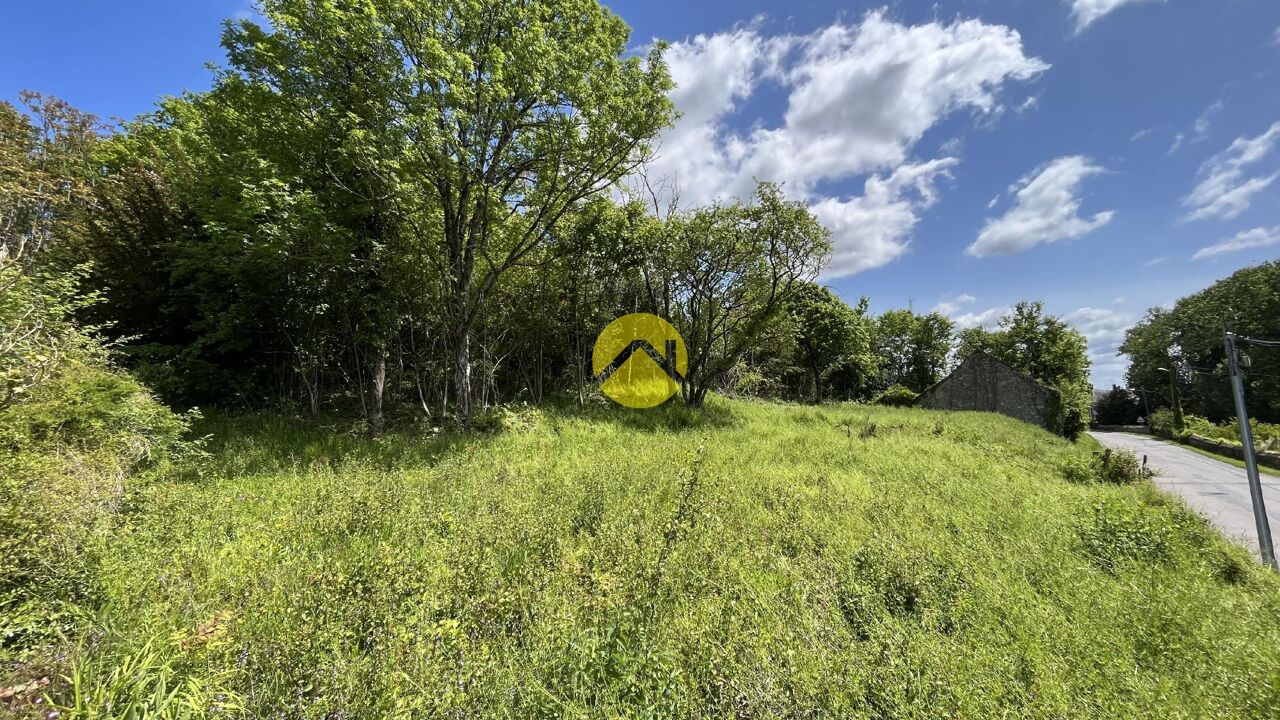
[27,399,1280,717]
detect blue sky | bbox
[2,1,1279,387]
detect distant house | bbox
[918,351,1056,429]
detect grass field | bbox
[32,398,1280,718]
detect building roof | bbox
[919,350,1053,399]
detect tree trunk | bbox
[369,351,386,438]
[453,329,472,427]
[813,365,823,404]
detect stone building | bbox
[917,351,1056,429]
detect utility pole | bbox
[1134,387,1151,422]
[1224,327,1277,569]
[1156,366,1185,431]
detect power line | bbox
[1236,335,1280,348]
[1239,335,1280,348]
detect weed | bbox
[1077,499,1173,572]
[14,399,1280,717]
[1061,447,1151,485]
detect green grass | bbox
[1171,438,1280,479]
[36,399,1280,718]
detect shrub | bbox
[0,263,97,409]
[0,260,192,663]
[874,384,919,407]
[1046,385,1089,440]
[1149,408,1179,435]
[1061,448,1149,485]
[1060,456,1095,485]
[471,403,544,434]
[1178,415,1280,452]
[1092,385,1142,425]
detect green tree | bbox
[1093,385,1142,425]
[1122,261,1280,423]
[788,283,875,402]
[875,309,955,393]
[373,0,675,424]
[0,92,100,266]
[958,301,1092,438]
[660,183,831,407]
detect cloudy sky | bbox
[2,0,1278,387]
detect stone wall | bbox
[919,353,1054,429]
[1153,430,1280,471]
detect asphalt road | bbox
[1089,431,1280,556]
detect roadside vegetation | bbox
[6,397,1280,718]
[1122,261,1280,426]
[1168,413,1280,453]
[1175,442,1280,479]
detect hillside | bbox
[30,399,1280,717]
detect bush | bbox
[0,260,192,664]
[874,384,919,407]
[1179,414,1280,452]
[1046,385,1089,440]
[1149,408,1179,435]
[1092,385,1142,425]
[471,403,544,434]
[0,263,97,409]
[1061,448,1149,485]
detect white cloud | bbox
[931,293,977,316]
[1192,100,1225,142]
[939,136,965,156]
[811,158,958,276]
[1130,127,1153,141]
[643,11,1047,278]
[950,306,1008,330]
[966,156,1114,257]
[1192,225,1280,259]
[931,297,1004,330]
[1166,100,1223,156]
[1064,307,1134,388]
[1067,0,1165,32]
[1182,121,1280,222]
[1144,256,1169,266]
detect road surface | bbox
[1089,431,1280,556]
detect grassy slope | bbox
[65,399,1280,718]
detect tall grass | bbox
[35,398,1280,718]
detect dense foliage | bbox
[957,301,1092,438]
[1122,261,1280,424]
[0,0,1093,438]
[0,259,192,670]
[10,0,1100,437]
[1149,409,1280,454]
[1092,385,1143,425]
[875,308,955,393]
